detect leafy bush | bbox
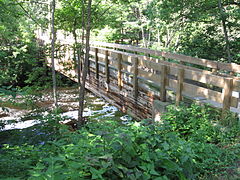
[0,107,239,179]
[162,104,240,144]
[27,119,238,180]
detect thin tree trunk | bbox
[78,0,92,126]
[80,0,85,73]
[77,0,85,123]
[141,26,146,47]
[165,27,170,48]
[121,28,124,44]
[73,18,77,67]
[218,0,231,62]
[147,28,151,48]
[51,0,58,108]
[157,28,160,47]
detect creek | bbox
[0,87,132,145]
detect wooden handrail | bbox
[91,42,240,74]
[45,40,240,118]
[89,45,239,112]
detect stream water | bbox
[0,87,132,132]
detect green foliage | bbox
[162,104,240,144]
[0,144,41,179]
[0,113,62,179]
[0,106,239,179]
[0,86,17,99]
[0,0,48,87]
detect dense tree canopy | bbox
[0,0,239,86]
[0,0,240,85]
[0,0,49,87]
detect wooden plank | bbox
[162,52,218,69]
[133,57,139,100]
[138,58,162,72]
[176,68,184,105]
[122,54,133,64]
[140,55,216,77]
[105,50,110,88]
[160,65,167,102]
[117,53,123,90]
[91,46,132,59]
[91,47,232,78]
[168,65,232,89]
[233,79,240,91]
[222,78,234,115]
[183,68,225,88]
[183,83,221,103]
[168,79,177,91]
[138,69,159,83]
[122,63,134,74]
[91,42,222,70]
[91,41,163,57]
[181,82,237,108]
[95,48,99,79]
[108,51,118,59]
[218,62,240,73]
[90,51,117,68]
[111,59,118,68]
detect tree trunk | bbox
[73,18,77,67]
[78,0,92,126]
[147,28,151,48]
[51,0,58,108]
[80,0,85,73]
[157,28,160,47]
[77,0,85,123]
[218,0,232,62]
[121,28,124,44]
[141,26,146,48]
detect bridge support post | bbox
[117,53,123,90]
[160,65,167,102]
[133,57,139,100]
[105,50,110,91]
[95,48,99,80]
[221,77,233,123]
[176,68,184,105]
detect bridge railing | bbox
[89,42,240,115]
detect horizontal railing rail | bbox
[45,39,240,118]
[88,42,240,115]
[91,41,240,75]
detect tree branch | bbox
[17,2,42,26]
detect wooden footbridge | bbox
[47,40,240,119]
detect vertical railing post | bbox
[133,56,139,100]
[162,57,169,87]
[87,49,90,76]
[105,50,110,91]
[95,48,99,79]
[117,53,123,90]
[221,77,233,121]
[160,65,167,102]
[176,68,184,105]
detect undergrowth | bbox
[0,104,239,179]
